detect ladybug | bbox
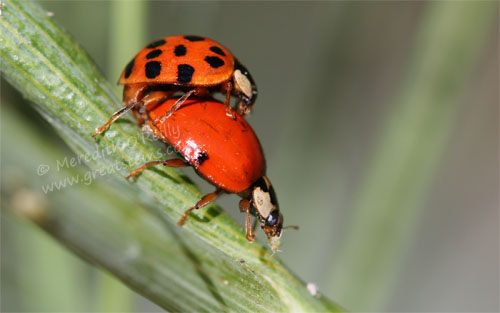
[126,95,285,251]
[93,35,257,138]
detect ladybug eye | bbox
[266,210,279,226]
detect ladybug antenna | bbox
[283,225,299,231]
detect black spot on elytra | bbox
[177,64,195,83]
[209,46,225,56]
[184,35,205,42]
[124,57,135,78]
[146,49,162,59]
[145,61,161,78]
[205,56,224,68]
[146,39,166,49]
[174,45,187,56]
[196,152,209,165]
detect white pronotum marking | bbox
[253,187,273,218]
[233,69,252,99]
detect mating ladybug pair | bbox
[93,35,289,251]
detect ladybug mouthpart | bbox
[269,235,281,253]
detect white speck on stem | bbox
[307,283,318,296]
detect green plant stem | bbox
[108,0,147,86]
[95,2,149,311]
[0,0,343,311]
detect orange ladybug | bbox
[93,35,257,138]
[126,96,286,251]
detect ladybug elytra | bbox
[93,35,257,138]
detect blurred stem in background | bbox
[95,270,133,312]
[1,101,94,312]
[94,1,148,311]
[2,214,89,311]
[329,2,496,311]
[108,0,147,88]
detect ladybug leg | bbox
[237,99,252,116]
[177,189,223,226]
[251,216,259,234]
[132,91,171,127]
[142,120,169,142]
[126,158,189,180]
[93,90,173,137]
[223,81,236,119]
[123,83,149,104]
[132,109,146,126]
[239,199,256,242]
[132,91,171,126]
[119,83,151,128]
[142,91,172,113]
[155,89,197,124]
[92,101,139,138]
[193,87,209,98]
[132,91,173,126]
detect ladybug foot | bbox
[225,107,237,120]
[92,127,105,139]
[92,101,139,138]
[177,212,190,226]
[246,232,256,242]
[92,120,115,138]
[125,165,151,180]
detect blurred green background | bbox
[1,1,498,312]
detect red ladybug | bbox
[93,35,257,138]
[126,96,284,251]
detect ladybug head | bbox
[232,59,258,114]
[249,176,283,252]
